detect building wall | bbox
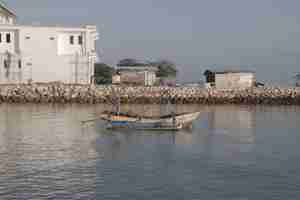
[0,9,16,25]
[120,71,145,85]
[0,25,98,84]
[112,74,121,84]
[215,73,255,90]
[0,53,23,83]
[0,30,16,53]
[58,32,84,55]
[144,71,156,86]
[120,71,156,86]
[159,77,176,86]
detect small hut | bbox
[204,70,255,90]
[116,66,158,86]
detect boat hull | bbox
[100,112,200,130]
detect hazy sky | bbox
[5,0,300,84]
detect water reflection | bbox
[207,106,255,143]
[94,105,256,162]
[0,104,100,199]
[119,104,255,143]
[0,104,267,199]
[93,105,264,200]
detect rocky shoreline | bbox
[0,84,300,105]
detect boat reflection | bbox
[95,105,256,160]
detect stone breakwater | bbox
[0,84,300,105]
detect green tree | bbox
[117,58,177,77]
[151,60,177,77]
[94,63,115,84]
[117,58,147,66]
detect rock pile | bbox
[0,84,300,105]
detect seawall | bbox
[0,84,300,105]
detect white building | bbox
[116,66,157,86]
[0,1,16,25]
[0,2,98,84]
[204,70,255,90]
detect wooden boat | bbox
[99,111,200,131]
[82,86,201,131]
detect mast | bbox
[111,86,120,114]
[160,88,176,116]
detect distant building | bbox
[0,2,98,84]
[116,66,157,86]
[158,77,177,87]
[182,82,203,87]
[204,70,255,90]
[112,73,121,85]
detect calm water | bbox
[0,104,300,200]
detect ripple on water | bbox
[0,104,300,199]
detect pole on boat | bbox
[81,86,120,125]
[161,88,176,116]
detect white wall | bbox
[58,32,84,55]
[0,25,98,84]
[145,71,156,86]
[0,53,23,84]
[0,30,16,53]
[215,73,255,90]
[0,4,17,25]
[120,71,156,86]
[0,13,15,25]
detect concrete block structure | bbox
[116,66,157,86]
[0,2,98,84]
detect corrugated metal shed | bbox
[204,69,256,90]
[215,72,255,90]
[116,65,157,86]
[214,70,254,74]
[119,71,156,86]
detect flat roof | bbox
[0,24,97,31]
[215,70,254,74]
[205,69,255,74]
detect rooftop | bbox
[0,23,97,31]
[0,1,17,17]
[214,70,255,74]
[117,66,158,72]
[204,69,255,75]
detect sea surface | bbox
[0,104,300,200]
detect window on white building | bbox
[6,33,11,43]
[4,60,9,68]
[70,35,74,45]
[0,33,2,43]
[18,60,22,69]
[78,35,83,45]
